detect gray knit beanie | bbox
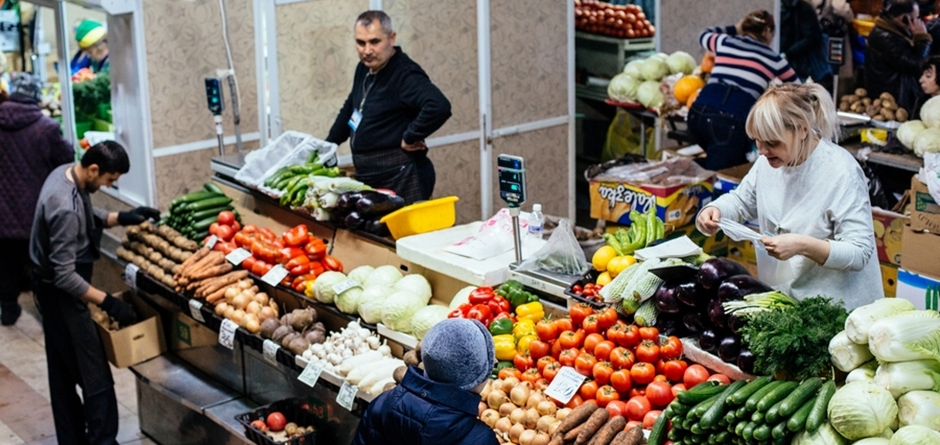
[421,318,496,391]
[11,73,43,102]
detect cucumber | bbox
[677,381,723,404]
[753,424,772,441]
[668,428,685,441]
[787,395,817,432]
[715,431,730,443]
[724,411,737,425]
[649,407,670,445]
[735,421,747,436]
[187,205,234,223]
[170,190,218,207]
[773,420,790,439]
[765,397,787,424]
[757,381,798,412]
[742,422,756,441]
[185,196,233,212]
[688,393,722,421]
[746,380,785,411]
[735,406,750,418]
[700,380,747,429]
[751,411,764,423]
[778,377,823,418]
[729,376,772,406]
[203,182,224,194]
[805,381,836,433]
[191,215,219,232]
[690,424,705,435]
[670,401,693,416]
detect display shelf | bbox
[843,144,924,173]
[575,31,655,51]
[130,354,244,412]
[377,324,419,350]
[295,356,377,404]
[576,84,612,103]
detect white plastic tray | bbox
[680,337,757,382]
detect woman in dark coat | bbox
[865,0,932,111]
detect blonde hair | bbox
[745,83,839,165]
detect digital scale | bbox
[205,77,226,156]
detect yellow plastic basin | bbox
[379,196,459,239]
[853,19,874,37]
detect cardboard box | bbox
[665,224,729,256]
[171,311,220,351]
[897,268,940,312]
[590,179,714,228]
[727,239,757,265]
[713,163,753,198]
[881,262,899,298]
[910,176,940,233]
[872,208,907,266]
[93,291,166,368]
[900,224,940,278]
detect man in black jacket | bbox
[865,0,932,111]
[326,10,452,204]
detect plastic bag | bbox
[718,219,762,244]
[517,219,589,275]
[234,131,338,193]
[922,153,940,204]
[602,109,654,162]
[446,209,531,261]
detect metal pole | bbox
[215,115,225,156]
[510,207,523,264]
[832,74,839,102]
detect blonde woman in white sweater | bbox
[696,83,883,310]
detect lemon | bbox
[592,245,617,271]
[596,271,613,286]
[607,255,637,277]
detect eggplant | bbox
[335,192,363,212]
[682,313,706,335]
[356,191,406,218]
[330,209,347,225]
[707,298,728,329]
[699,329,719,353]
[363,219,391,237]
[717,275,772,302]
[675,282,705,308]
[718,335,742,363]
[727,313,747,335]
[654,282,683,314]
[344,211,365,230]
[655,313,687,337]
[737,348,756,374]
[696,258,750,290]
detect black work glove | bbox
[99,294,138,327]
[117,206,162,226]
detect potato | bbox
[855,88,868,97]
[896,108,909,122]
[882,108,896,121]
[842,94,859,104]
[880,92,895,101]
[882,100,898,111]
[873,98,882,107]
[851,102,864,113]
[862,97,872,106]
[839,102,850,112]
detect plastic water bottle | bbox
[528,204,544,239]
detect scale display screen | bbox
[205,78,224,115]
[498,154,526,206]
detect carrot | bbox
[190,262,233,281]
[609,426,642,445]
[586,416,626,445]
[184,251,224,279]
[202,270,248,296]
[563,424,584,443]
[177,247,209,276]
[205,286,228,304]
[575,408,610,445]
[556,400,598,436]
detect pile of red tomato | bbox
[499,303,730,427]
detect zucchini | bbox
[677,381,722,404]
[203,182,224,194]
[773,420,790,439]
[787,395,817,432]
[687,393,721,420]
[753,424,772,441]
[728,376,772,405]
[805,381,835,433]
[746,380,785,411]
[649,407,670,445]
[700,380,747,429]
[742,422,756,441]
[778,377,823,418]
[757,381,798,412]
[185,196,232,212]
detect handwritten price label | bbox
[332,279,360,296]
[263,339,280,365]
[123,263,139,289]
[337,381,358,411]
[544,366,587,404]
[298,360,323,387]
[188,299,205,323]
[218,319,238,350]
[225,248,251,266]
[261,264,289,287]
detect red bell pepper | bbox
[468,287,496,305]
[285,255,310,271]
[277,247,306,265]
[282,224,310,247]
[304,238,327,260]
[257,228,278,243]
[448,303,472,319]
[289,262,320,277]
[292,274,316,293]
[466,304,493,326]
[486,295,511,318]
[322,255,343,273]
[280,275,292,287]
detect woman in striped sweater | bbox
[688,10,801,171]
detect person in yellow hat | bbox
[70,19,109,75]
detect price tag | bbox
[337,381,358,411]
[123,263,139,289]
[261,264,290,287]
[188,299,205,323]
[225,248,252,266]
[218,318,238,350]
[332,279,360,296]
[544,366,587,404]
[263,339,280,365]
[205,235,219,249]
[297,360,324,387]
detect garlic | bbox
[328,353,343,365]
[378,343,391,356]
[302,350,313,360]
[341,349,353,358]
[348,321,361,331]
[366,336,381,349]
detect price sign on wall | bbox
[0,11,21,52]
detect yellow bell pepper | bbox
[493,334,517,361]
[513,318,536,340]
[516,334,538,354]
[516,301,545,322]
[304,280,316,299]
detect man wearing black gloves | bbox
[326,10,451,204]
[30,140,159,445]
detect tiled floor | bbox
[0,293,156,445]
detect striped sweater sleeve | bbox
[699,26,735,53]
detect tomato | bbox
[570,303,594,327]
[643,410,662,429]
[564,394,584,409]
[618,324,641,349]
[521,368,542,384]
[636,340,660,364]
[528,340,551,360]
[241,224,258,234]
[266,412,287,432]
[559,330,585,350]
[574,353,598,377]
[249,419,267,432]
[596,307,619,330]
[683,364,711,389]
[543,362,562,382]
[251,260,269,276]
[258,262,273,276]
[582,315,602,334]
[535,378,550,391]
[639,327,660,341]
[606,400,628,418]
[662,360,688,383]
[498,368,522,380]
[625,395,652,421]
[241,256,258,271]
[593,340,615,362]
[537,356,557,374]
[209,222,221,236]
[257,228,277,242]
[609,347,635,371]
[233,231,254,248]
[654,374,668,383]
[630,362,656,385]
[232,221,241,232]
[592,361,614,386]
[216,224,235,241]
[551,338,564,358]
[660,336,683,360]
[583,333,605,354]
[217,210,236,226]
[707,374,731,385]
[629,387,646,399]
[595,385,620,407]
[579,380,598,400]
[606,323,626,346]
[536,319,559,342]
[553,318,574,332]
[646,381,675,408]
[559,348,579,367]
[513,352,534,371]
[610,369,632,393]
[671,383,686,397]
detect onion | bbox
[510,384,532,407]
[480,409,500,428]
[481,381,494,400]
[499,402,516,417]
[259,306,276,321]
[224,286,239,301]
[237,279,253,290]
[555,408,571,421]
[536,415,557,433]
[252,292,269,306]
[519,430,537,445]
[495,417,512,434]
[231,294,248,311]
[230,309,245,325]
[526,391,545,409]
[509,408,526,425]
[509,423,525,444]
[487,389,509,410]
[548,422,560,436]
[532,432,551,445]
[223,305,235,320]
[524,408,540,429]
[245,301,261,315]
[537,400,556,416]
[214,302,229,316]
[501,377,519,394]
[244,315,260,333]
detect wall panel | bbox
[427,140,481,225]
[659,0,776,58]
[491,125,570,218]
[153,141,260,210]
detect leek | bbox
[722,290,798,316]
[829,330,875,372]
[897,390,940,430]
[874,360,940,399]
[845,298,915,344]
[868,310,940,363]
[846,360,878,384]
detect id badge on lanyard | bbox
[349,73,375,133]
[348,109,362,131]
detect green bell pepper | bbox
[488,318,513,336]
